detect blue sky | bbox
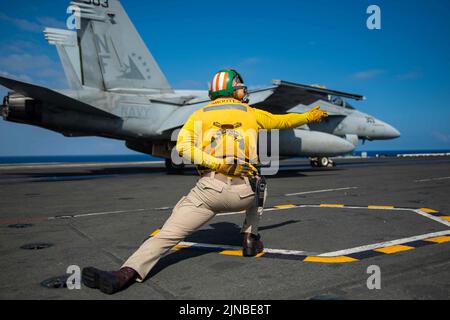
[0,0,449,156]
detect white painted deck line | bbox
[318,230,450,257]
[285,187,358,196]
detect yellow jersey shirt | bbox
[176,97,310,173]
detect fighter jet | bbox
[0,0,400,171]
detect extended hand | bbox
[215,161,258,177]
[306,106,328,123]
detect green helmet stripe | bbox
[209,69,244,100]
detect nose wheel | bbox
[310,157,335,168]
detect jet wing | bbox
[156,101,207,134]
[156,87,276,133]
[252,80,365,114]
[156,80,363,133]
[0,76,119,119]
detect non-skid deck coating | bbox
[0,157,449,299]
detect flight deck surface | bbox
[0,157,449,299]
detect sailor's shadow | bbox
[145,220,299,280]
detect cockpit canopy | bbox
[328,95,355,109]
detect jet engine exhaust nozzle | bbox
[1,94,8,119]
[1,93,42,124]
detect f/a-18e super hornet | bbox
[0,0,400,170]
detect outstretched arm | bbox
[254,106,328,130]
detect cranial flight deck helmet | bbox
[208,69,249,103]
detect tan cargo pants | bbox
[122,174,267,281]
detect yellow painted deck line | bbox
[319,204,345,208]
[368,205,395,209]
[219,250,243,256]
[438,216,450,222]
[150,229,161,237]
[273,204,297,209]
[425,236,450,243]
[419,208,439,213]
[374,245,414,254]
[173,244,191,250]
[304,256,357,263]
[219,250,265,257]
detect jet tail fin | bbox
[68,0,173,93]
[44,28,82,90]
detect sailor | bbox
[82,69,328,294]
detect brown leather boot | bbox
[242,233,264,257]
[82,266,138,294]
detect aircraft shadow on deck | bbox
[0,163,348,182]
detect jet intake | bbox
[126,140,153,155]
[125,140,173,158]
[2,93,42,125]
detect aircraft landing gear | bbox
[165,158,185,174]
[310,157,335,168]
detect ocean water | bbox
[0,150,449,165]
[351,149,450,157]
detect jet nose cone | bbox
[371,118,401,140]
[386,124,401,139]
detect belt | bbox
[202,171,248,185]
